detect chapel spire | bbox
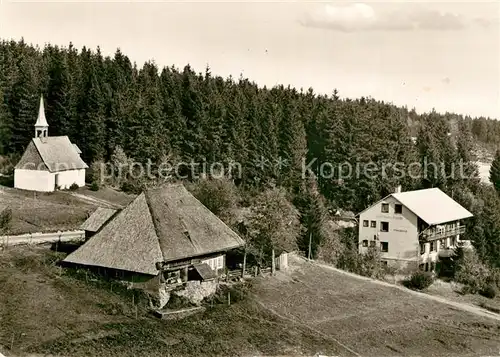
[34,96,48,138]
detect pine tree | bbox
[9,50,41,153]
[278,88,307,190]
[489,149,500,193]
[44,44,75,137]
[76,47,106,162]
[295,175,328,259]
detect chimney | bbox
[394,185,402,193]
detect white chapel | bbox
[14,97,88,192]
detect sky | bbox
[0,0,499,119]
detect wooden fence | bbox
[0,230,85,248]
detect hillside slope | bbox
[1,247,500,356]
[0,246,336,357]
[254,255,500,357]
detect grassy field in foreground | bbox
[0,247,338,357]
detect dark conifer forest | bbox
[2,38,500,272]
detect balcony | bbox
[420,225,466,241]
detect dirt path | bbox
[68,192,122,209]
[0,230,85,247]
[311,258,500,322]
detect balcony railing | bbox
[420,225,466,241]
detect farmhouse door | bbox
[55,174,60,190]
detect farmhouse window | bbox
[430,241,436,252]
[370,221,376,228]
[381,203,389,213]
[380,222,389,232]
[394,204,403,214]
[202,255,224,271]
[380,242,389,252]
[420,243,425,254]
[369,240,376,247]
[363,220,369,227]
[362,240,368,247]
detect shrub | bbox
[405,271,434,290]
[69,183,79,191]
[0,208,12,234]
[479,284,497,299]
[120,180,143,194]
[166,294,195,309]
[90,181,100,191]
[454,249,490,294]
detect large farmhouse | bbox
[358,187,473,272]
[63,184,245,289]
[14,97,88,192]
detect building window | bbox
[202,255,224,271]
[394,204,403,214]
[380,222,389,232]
[370,221,376,228]
[420,243,425,254]
[430,241,436,252]
[425,262,429,272]
[362,240,368,247]
[369,240,376,247]
[363,220,369,227]
[381,260,388,266]
[380,242,389,252]
[381,203,389,213]
[440,239,446,250]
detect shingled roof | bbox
[80,207,117,233]
[15,136,88,172]
[63,184,245,275]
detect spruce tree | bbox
[295,174,328,259]
[489,149,500,193]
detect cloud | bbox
[473,17,500,29]
[300,3,467,32]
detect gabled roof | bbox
[392,188,473,225]
[73,144,82,154]
[15,141,48,171]
[64,193,164,275]
[80,207,117,233]
[63,184,245,275]
[358,188,473,225]
[16,136,88,172]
